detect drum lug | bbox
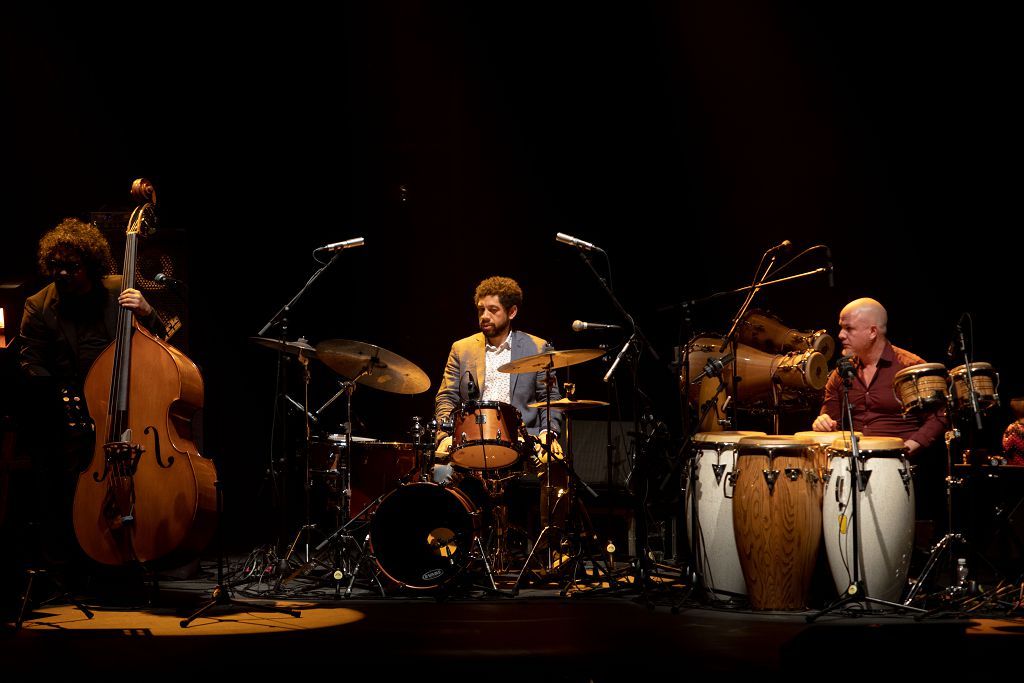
[805,469,819,485]
[899,466,912,493]
[712,463,727,486]
[762,469,779,494]
[725,470,739,498]
[784,468,802,482]
[822,468,833,485]
[857,469,872,492]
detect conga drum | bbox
[822,436,914,603]
[685,431,767,597]
[732,436,820,610]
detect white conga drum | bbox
[822,436,914,603]
[794,431,863,509]
[685,431,767,597]
[732,435,821,610]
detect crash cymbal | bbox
[526,397,610,411]
[497,349,604,374]
[250,336,317,357]
[315,339,431,395]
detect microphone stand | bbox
[808,364,925,620]
[255,252,344,573]
[568,243,666,597]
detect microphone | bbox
[837,355,857,380]
[467,371,480,401]
[572,320,622,332]
[314,237,365,253]
[826,247,835,288]
[766,239,792,254]
[154,273,185,288]
[703,353,733,379]
[556,232,601,252]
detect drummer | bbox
[811,297,947,453]
[434,276,563,454]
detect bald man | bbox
[812,298,946,454]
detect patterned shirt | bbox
[482,331,512,403]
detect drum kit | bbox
[251,335,611,595]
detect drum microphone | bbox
[154,272,185,288]
[466,371,481,401]
[314,237,365,253]
[556,232,602,252]
[572,320,622,332]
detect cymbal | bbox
[498,349,604,374]
[315,339,431,395]
[250,336,317,357]
[527,397,610,411]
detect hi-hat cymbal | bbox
[526,397,610,411]
[315,339,431,395]
[250,336,317,357]
[497,349,604,374]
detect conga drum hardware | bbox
[950,362,1000,411]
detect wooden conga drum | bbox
[732,435,820,610]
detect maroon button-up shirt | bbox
[819,342,947,449]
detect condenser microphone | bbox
[572,320,622,332]
[315,237,365,253]
[556,232,602,252]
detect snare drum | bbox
[732,436,821,610]
[893,363,949,413]
[684,431,766,598]
[822,436,913,603]
[449,401,523,471]
[950,362,1000,411]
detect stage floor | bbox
[4,557,1023,679]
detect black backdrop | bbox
[2,3,1019,541]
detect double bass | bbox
[73,179,217,567]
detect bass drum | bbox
[370,482,480,590]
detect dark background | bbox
[2,3,1018,544]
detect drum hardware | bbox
[783,468,802,482]
[512,387,613,596]
[903,314,1000,607]
[737,310,836,361]
[809,368,926,621]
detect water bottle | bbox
[956,558,969,587]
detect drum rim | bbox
[737,435,816,447]
[950,362,994,376]
[893,362,948,378]
[693,430,767,444]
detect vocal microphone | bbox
[837,354,857,380]
[556,232,601,252]
[314,237,365,253]
[825,246,835,288]
[572,320,622,332]
[154,272,185,288]
[766,239,792,254]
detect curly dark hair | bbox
[37,218,114,281]
[474,276,523,311]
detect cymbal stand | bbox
[808,366,925,621]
